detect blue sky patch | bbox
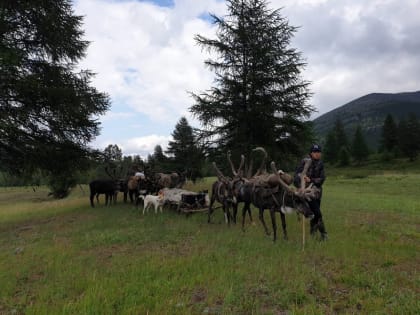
[134,0,174,7]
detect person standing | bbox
[294,144,328,240]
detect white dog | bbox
[140,194,163,214]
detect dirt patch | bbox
[80,243,132,265]
[190,287,208,304]
[391,261,420,292]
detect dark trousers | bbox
[308,198,327,234]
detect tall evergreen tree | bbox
[148,145,169,172]
[398,114,420,161]
[103,144,123,163]
[334,118,348,151]
[0,0,109,196]
[338,146,350,167]
[102,144,123,178]
[351,125,369,164]
[190,0,313,162]
[166,117,203,181]
[323,129,337,164]
[380,114,398,153]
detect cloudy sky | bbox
[73,0,420,157]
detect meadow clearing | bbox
[0,172,419,314]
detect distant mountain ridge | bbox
[312,91,420,149]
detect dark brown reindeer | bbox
[250,159,317,241]
[89,167,123,207]
[207,162,236,225]
[227,147,295,230]
[227,147,269,228]
[225,146,316,240]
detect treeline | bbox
[93,117,208,182]
[0,117,207,187]
[323,113,420,165]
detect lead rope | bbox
[302,210,306,251]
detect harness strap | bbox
[270,186,281,207]
[271,192,280,207]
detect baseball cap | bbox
[310,144,322,152]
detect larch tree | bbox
[351,125,369,164]
[190,0,313,165]
[166,117,204,181]
[333,118,349,152]
[323,129,337,164]
[398,114,420,161]
[0,0,110,197]
[380,114,398,153]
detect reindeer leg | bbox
[241,204,247,231]
[208,196,216,223]
[280,212,288,240]
[258,208,270,236]
[225,202,232,226]
[90,193,95,208]
[222,202,229,225]
[270,208,277,242]
[246,203,253,223]
[232,203,238,224]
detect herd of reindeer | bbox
[88,147,319,241]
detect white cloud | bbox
[100,111,135,122]
[94,134,172,159]
[122,134,172,157]
[75,0,223,122]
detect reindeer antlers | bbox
[270,161,294,193]
[299,158,312,192]
[252,147,268,177]
[212,162,227,182]
[227,151,245,177]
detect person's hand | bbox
[304,176,311,183]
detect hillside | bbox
[312,91,420,149]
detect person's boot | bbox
[318,220,328,241]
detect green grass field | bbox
[0,174,419,314]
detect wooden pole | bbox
[302,216,305,251]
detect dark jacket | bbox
[293,156,325,198]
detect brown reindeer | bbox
[250,160,317,241]
[207,162,236,225]
[154,172,185,190]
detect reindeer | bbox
[228,147,287,229]
[207,162,236,225]
[226,148,265,228]
[89,179,121,207]
[126,175,143,203]
[225,147,316,241]
[250,160,317,241]
[89,166,124,207]
[153,172,186,191]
